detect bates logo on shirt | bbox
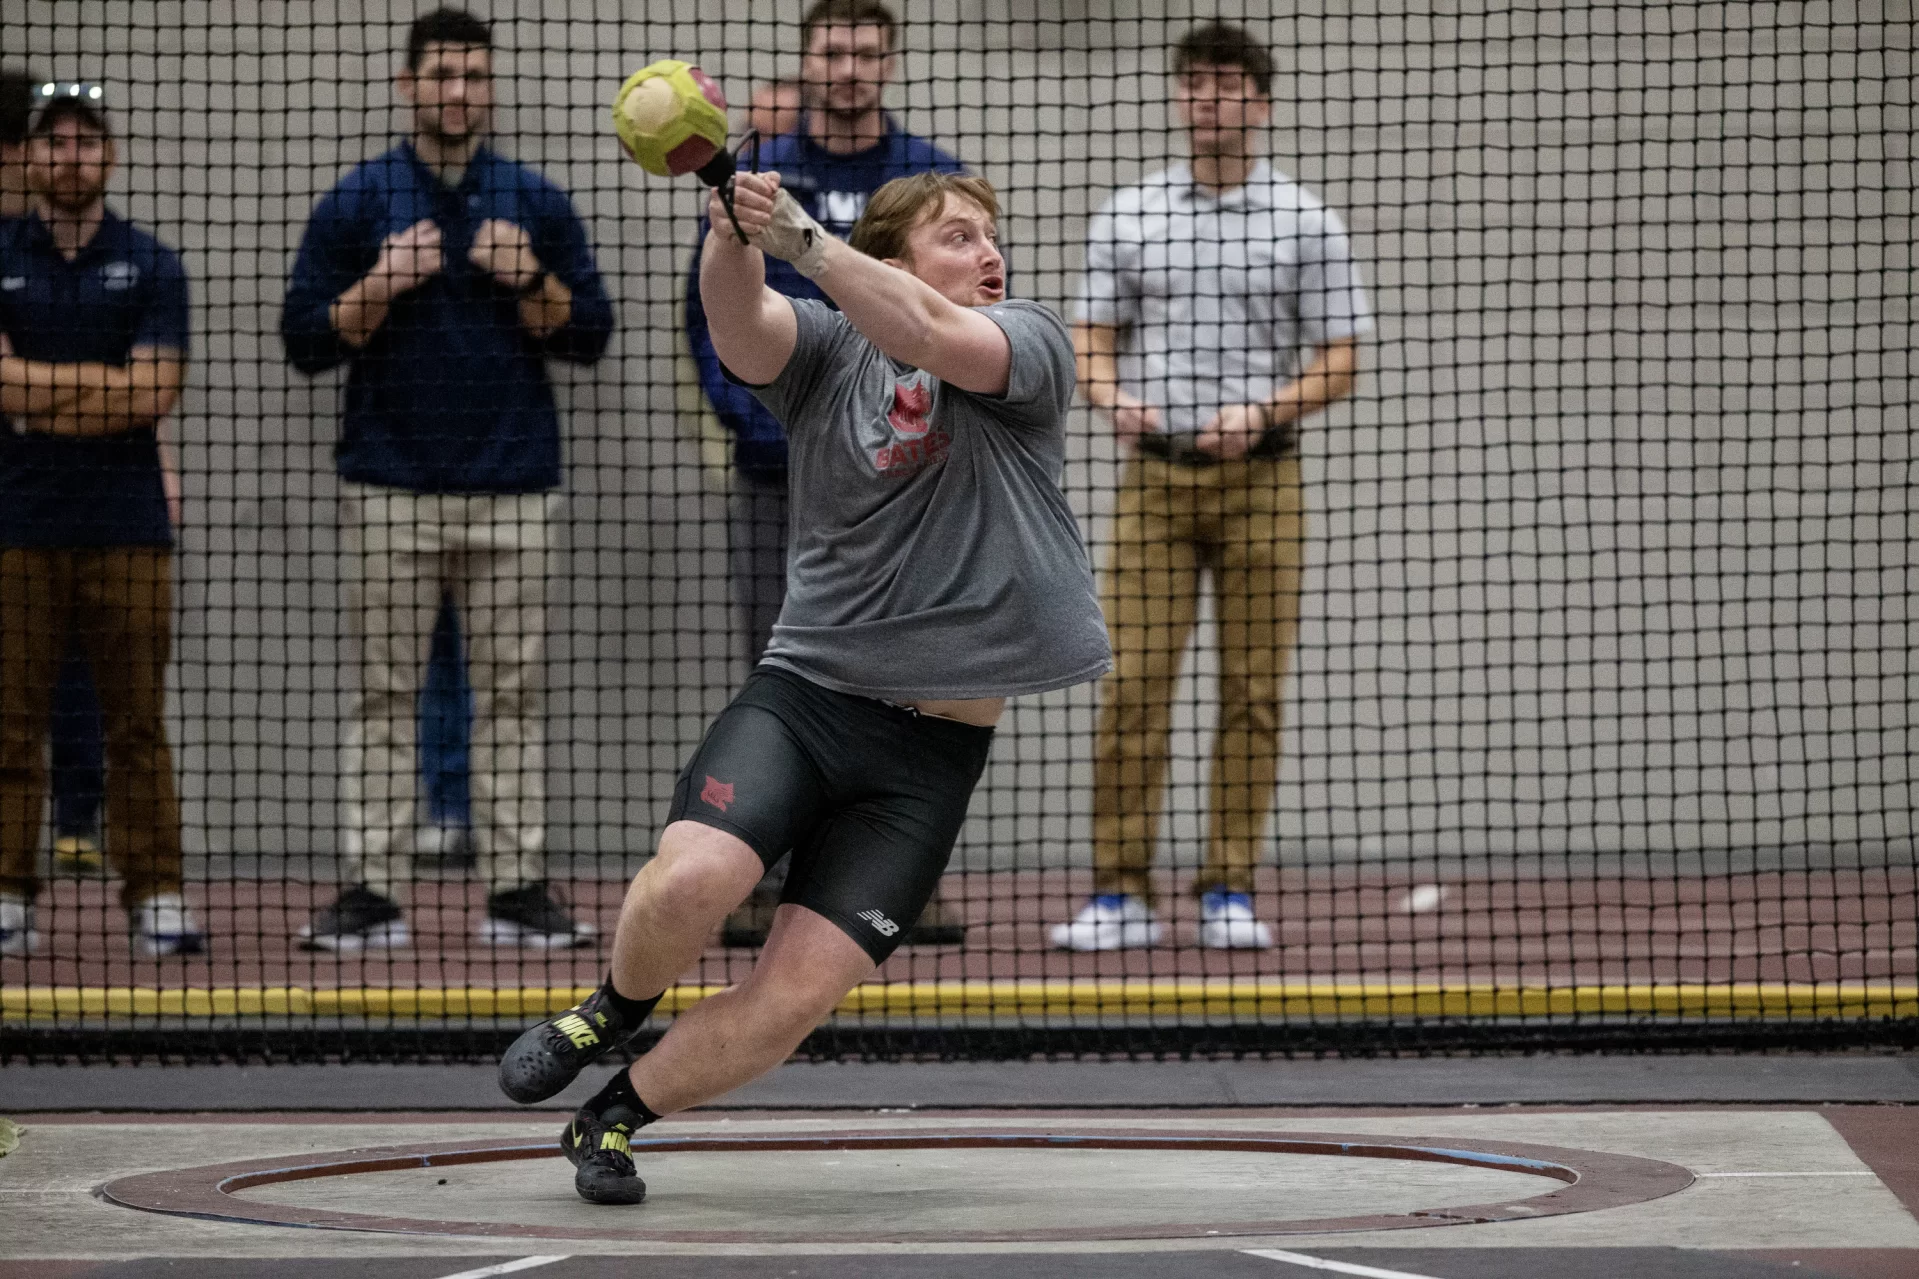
[874,379,950,475]
[701,775,735,812]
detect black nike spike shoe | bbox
[561,1102,648,1205]
[499,985,640,1104]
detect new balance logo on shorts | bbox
[701,775,734,812]
[857,909,899,937]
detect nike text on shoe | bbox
[1197,890,1275,950]
[499,985,646,1104]
[561,1106,647,1205]
[298,884,409,952]
[0,894,40,957]
[480,881,596,949]
[1048,893,1163,951]
[133,892,207,958]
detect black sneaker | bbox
[480,881,596,949]
[298,885,408,952]
[561,1102,647,1205]
[499,984,643,1104]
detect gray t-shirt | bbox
[741,297,1111,701]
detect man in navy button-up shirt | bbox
[280,7,612,953]
[0,90,203,958]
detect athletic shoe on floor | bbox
[0,894,40,956]
[719,884,781,947]
[132,892,207,958]
[499,985,646,1104]
[298,884,409,952]
[52,834,105,876]
[1048,893,1162,951]
[1196,890,1275,950]
[480,881,596,949]
[901,890,967,946]
[561,1101,647,1205]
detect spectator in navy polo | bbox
[281,8,613,952]
[0,86,205,958]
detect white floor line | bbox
[431,1258,571,1279]
[1697,1171,1878,1177]
[1242,1249,1444,1279]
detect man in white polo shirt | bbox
[1054,21,1373,951]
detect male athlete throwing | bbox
[499,167,1110,1204]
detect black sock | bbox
[599,976,661,1028]
[586,1067,662,1128]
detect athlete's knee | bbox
[638,821,765,918]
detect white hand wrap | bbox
[755,188,833,280]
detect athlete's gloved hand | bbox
[755,188,833,280]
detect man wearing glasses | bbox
[1054,23,1373,952]
[282,7,613,951]
[0,83,204,956]
[685,0,971,949]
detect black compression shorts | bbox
[666,666,994,963]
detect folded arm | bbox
[0,341,185,437]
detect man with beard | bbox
[282,7,613,951]
[0,86,204,956]
[685,0,971,949]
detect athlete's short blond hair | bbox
[848,171,999,263]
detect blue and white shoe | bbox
[1048,893,1162,951]
[0,893,39,956]
[1197,890,1274,950]
[133,893,207,957]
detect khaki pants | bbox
[0,547,182,909]
[1091,454,1305,903]
[340,484,554,897]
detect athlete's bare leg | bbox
[610,820,765,1001]
[627,902,875,1113]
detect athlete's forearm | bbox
[699,227,797,385]
[810,240,1008,394]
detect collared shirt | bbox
[685,115,966,477]
[0,209,189,548]
[1074,159,1374,435]
[280,142,613,494]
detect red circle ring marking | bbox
[100,1128,1694,1244]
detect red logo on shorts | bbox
[701,776,735,812]
[887,381,933,438]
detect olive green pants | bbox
[1091,454,1305,904]
[0,548,182,910]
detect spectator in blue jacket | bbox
[686,0,971,949]
[281,7,613,952]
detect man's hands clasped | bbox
[372,217,543,295]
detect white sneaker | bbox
[1197,891,1275,950]
[133,892,207,958]
[0,893,40,956]
[1049,894,1163,951]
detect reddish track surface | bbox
[3,867,1911,990]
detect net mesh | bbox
[1,0,1912,1062]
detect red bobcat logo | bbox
[701,775,734,812]
[887,381,932,438]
